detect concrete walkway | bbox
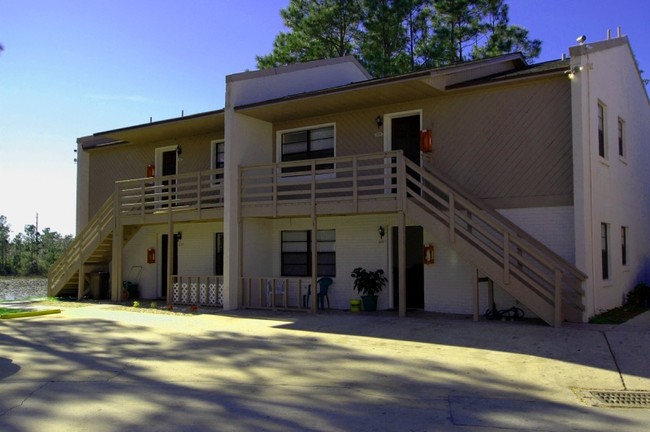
[1,303,649,431]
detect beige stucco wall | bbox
[85,130,222,221]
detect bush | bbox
[626,283,650,308]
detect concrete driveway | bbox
[1,303,649,431]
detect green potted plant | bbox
[351,267,387,311]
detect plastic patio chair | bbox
[303,277,333,309]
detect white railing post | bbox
[503,230,511,285]
[554,269,563,327]
[352,156,358,212]
[448,192,455,242]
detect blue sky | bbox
[1,0,648,238]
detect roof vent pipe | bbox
[617,26,621,38]
[607,29,611,40]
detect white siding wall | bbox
[122,222,223,299]
[242,215,396,310]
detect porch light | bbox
[565,65,582,79]
[378,226,385,239]
[375,116,383,129]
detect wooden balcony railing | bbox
[116,169,225,221]
[240,152,402,216]
[241,277,312,310]
[238,151,585,325]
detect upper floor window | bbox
[280,125,334,173]
[618,117,625,158]
[598,102,606,158]
[211,140,225,170]
[601,223,609,280]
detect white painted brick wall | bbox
[497,206,575,263]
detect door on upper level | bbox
[387,111,421,194]
[155,146,179,205]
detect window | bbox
[281,230,335,277]
[215,233,224,275]
[598,103,606,158]
[280,125,334,172]
[621,226,628,267]
[211,140,224,180]
[618,118,625,157]
[601,223,609,280]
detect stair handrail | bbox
[418,158,587,283]
[48,194,115,296]
[403,157,585,314]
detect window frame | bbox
[280,229,336,277]
[617,117,625,159]
[276,123,336,177]
[621,226,628,267]
[597,102,607,159]
[215,232,224,276]
[601,223,610,280]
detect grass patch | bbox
[589,283,650,324]
[0,307,30,314]
[589,305,649,324]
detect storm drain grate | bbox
[576,390,650,408]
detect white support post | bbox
[398,211,406,318]
[554,269,564,328]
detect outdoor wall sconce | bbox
[177,232,182,240]
[176,145,182,155]
[375,116,383,129]
[423,244,435,265]
[420,129,433,153]
[565,65,582,79]
[147,248,156,264]
[146,164,155,177]
[378,226,385,239]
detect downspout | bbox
[584,52,598,316]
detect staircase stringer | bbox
[48,194,116,297]
[402,157,587,326]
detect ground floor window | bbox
[281,230,335,277]
[601,223,609,280]
[621,226,628,267]
[215,233,224,275]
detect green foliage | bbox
[351,267,387,296]
[626,283,650,308]
[589,283,650,324]
[257,0,542,77]
[132,301,141,308]
[0,215,73,277]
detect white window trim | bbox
[154,145,179,177]
[210,139,225,170]
[276,123,336,183]
[617,117,626,161]
[597,101,607,160]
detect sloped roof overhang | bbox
[79,109,225,150]
[235,53,530,122]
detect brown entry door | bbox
[391,115,421,194]
[392,226,424,309]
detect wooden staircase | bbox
[48,194,142,298]
[403,157,586,326]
